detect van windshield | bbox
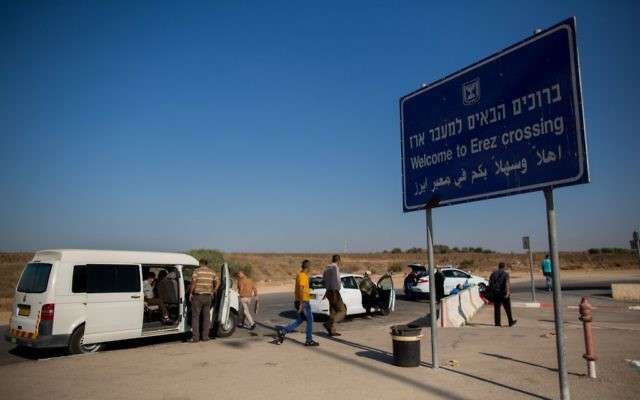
[17,263,52,293]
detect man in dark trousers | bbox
[322,254,346,336]
[189,259,218,342]
[489,262,517,327]
[434,267,445,319]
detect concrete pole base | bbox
[587,360,597,379]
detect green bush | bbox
[391,248,403,254]
[587,248,600,254]
[187,249,224,266]
[227,261,253,277]
[406,247,423,254]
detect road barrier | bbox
[439,286,485,327]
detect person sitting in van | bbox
[143,271,170,323]
[157,270,179,305]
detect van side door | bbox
[84,264,143,344]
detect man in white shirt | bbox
[143,271,170,323]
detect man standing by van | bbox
[322,254,346,336]
[189,259,217,342]
[236,271,257,330]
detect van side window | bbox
[87,265,141,293]
[72,265,87,293]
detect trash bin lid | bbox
[390,324,422,336]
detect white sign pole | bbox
[544,189,570,400]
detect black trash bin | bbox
[390,324,422,367]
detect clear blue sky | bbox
[1,1,638,253]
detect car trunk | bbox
[10,263,53,340]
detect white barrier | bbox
[469,285,485,310]
[439,286,485,328]
[440,292,465,327]
[459,289,475,323]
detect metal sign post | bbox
[399,18,588,398]
[545,189,570,400]
[426,208,438,369]
[523,236,536,302]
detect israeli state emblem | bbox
[462,78,480,105]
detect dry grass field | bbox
[1,251,636,311]
[226,251,638,282]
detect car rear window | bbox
[17,263,52,293]
[309,277,325,290]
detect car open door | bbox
[376,274,396,314]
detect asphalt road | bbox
[1,275,638,367]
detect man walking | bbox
[189,259,217,342]
[434,267,445,319]
[237,271,257,330]
[541,254,553,292]
[488,262,517,327]
[276,260,319,346]
[322,254,346,336]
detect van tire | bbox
[69,325,102,354]
[215,310,237,338]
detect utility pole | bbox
[523,236,536,302]
[632,231,640,269]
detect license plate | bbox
[18,305,30,317]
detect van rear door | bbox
[84,264,143,344]
[10,263,53,340]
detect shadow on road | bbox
[323,334,553,400]
[257,319,551,400]
[480,352,585,377]
[5,331,188,362]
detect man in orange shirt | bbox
[276,260,319,346]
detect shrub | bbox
[434,245,450,254]
[188,249,224,266]
[587,248,600,254]
[388,262,404,273]
[406,247,423,254]
[459,259,474,269]
[391,248,403,254]
[227,261,253,277]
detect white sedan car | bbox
[308,273,396,316]
[404,264,488,300]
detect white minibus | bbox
[5,250,239,353]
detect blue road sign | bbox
[400,17,589,212]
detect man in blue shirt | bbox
[541,254,552,292]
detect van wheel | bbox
[69,325,102,354]
[215,311,237,338]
